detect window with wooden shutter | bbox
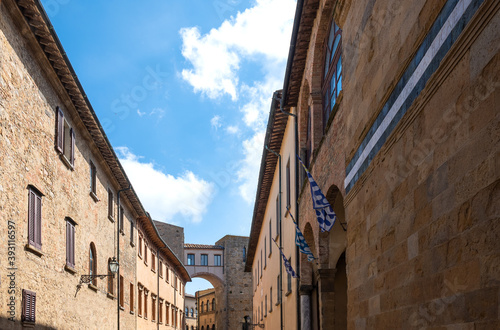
[138,285,143,316]
[107,258,114,295]
[129,218,134,245]
[65,218,75,268]
[56,107,64,153]
[119,206,124,234]
[286,159,291,208]
[90,161,97,199]
[119,275,124,308]
[55,107,76,168]
[22,289,36,323]
[89,243,97,286]
[108,189,114,221]
[28,187,42,250]
[130,283,134,313]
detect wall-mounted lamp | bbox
[74,257,119,297]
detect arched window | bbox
[201,326,204,330]
[212,298,215,311]
[200,302,204,313]
[89,243,97,285]
[322,19,342,130]
[190,308,194,317]
[243,246,246,262]
[206,300,210,311]
[212,324,215,330]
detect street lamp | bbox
[242,316,264,329]
[75,257,119,297]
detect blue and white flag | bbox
[288,208,316,262]
[272,238,299,278]
[298,156,337,232]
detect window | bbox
[212,298,215,311]
[286,159,290,208]
[107,259,114,295]
[214,254,221,266]
[201,302,204,313]
[130,283,134,313]
[152,252,156,272]
[166,303,170,325]
[260,250,263,277]
[200,254,208,266]
[89,243,97,286]
[138,235,143,257]
[190,308,194,317]
[144,289,148,319]
[265,295,267,317]
[90,161,97,200]
[65,218,75,268]
[206,300,210,311]
[119,275,124,308]
[172,308,175,327]
[287,258,292,294]
[55,106,75,168]
[260,301,263,321]
[22,289,36,324]
[152,295,156,322]
[277,275,281,304]
[138,285,143,316]
[275,196,280,237]
[243,246,246,262]
[264,239,267,268]
[129,218,134,245]
[159,299,164,323]
[187,254,195,265]
[322,20,342,130]
[166,267,170,282]
[306,106,312,167]
[145,243,148,264]
[119,206,124,234]
[270,287,273,312]
[159,260,163,277]
[108,189,114,220]
[269,221,272,256]
[28,186,42,250]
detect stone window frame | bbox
[26,185,43,255]
[55,106,75,170]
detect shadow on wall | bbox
[0,317,57,330]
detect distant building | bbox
[185,293,197,330]
[196,288,216,330]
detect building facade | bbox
[196,288,216,330]
[273,0,500,329]
[0,0,191,328]
[245,91,300,330]
[185,294,197,330]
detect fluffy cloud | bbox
[116,147,215,224]
[180,0,295,100]
[211,115,222,130]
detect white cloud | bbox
[137,109,146,117]
[236,131,266,203]
[149,107,165,119]
[226,125,239,135]
[211,115,222,130]
[116,147,215,224]
[179,0,295,100]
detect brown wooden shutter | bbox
[22,289,36,323]
[70,223,75,267]
[66,221,70,265]
[70,127,75,166]
[28,190,35,246]
[56,107,64,153]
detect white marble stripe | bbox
[345,0,472,190]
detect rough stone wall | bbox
[294,0,500,329]
[154,220,185,261]
[216,235,253,330]
[0,2,137,329]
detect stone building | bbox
[184,235,252,330]
[136,217,190,329]
[155,220,185,261]
[196,288,216,330]
[0,0,191,328]
[264,0,499,329]
[244,90,300,330]
[185,293,197,330]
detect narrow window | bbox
[212,298,215,311]
[201,302,204,313]
[129,218,134,245]
[275,195,280,237]
[243,246,246,262]
[260,250,263,277]
[108,189,114,220]
[269,220,272,256]
[152,252,156,272]
[138,285,143,316]
[286,159,290,208]
[138,235,143,257]
[287,258,292,294]
[322,20,342,131]
[166,303,170,324]
[172,308,175,327]
[119,275,124,308]
[159,260,163,277]
[65,218,75,268]
[89,243,97,286]
[265,295,267,317]
[277,275,281,304]
[152,295,156,322]
[55,107,75,167]
[130,283,134,313]
[22,289,36,323]
[206,300,210,311]
[159,299,164,323]
[264,239,267,268]
[28,186,42,250]
[306,106,312,168]
[214,255,221,266]
[166,267,169,282]
[119,206,124,234]
[144,289,148,319]
[270,287,273,311]
[187,254,195,265]
[145,243,148,264]
[200,254,208,266]
[107,258,114,295]
[90,161,97,198]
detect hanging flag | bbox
[272,238,299,278]
[287,207,316,262]
[298,156,337,232]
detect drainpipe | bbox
[117,185,132,330]
[265,145,282,330]
[157,247,160,330]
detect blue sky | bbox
[40,0,296,293]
